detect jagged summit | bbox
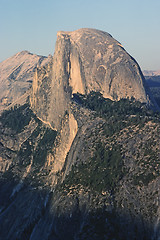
[15,50,31,56]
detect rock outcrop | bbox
[30,28,150,131]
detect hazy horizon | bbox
[1,0,160,70]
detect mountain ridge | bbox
[143,70,160,76]
[0,28,160,240]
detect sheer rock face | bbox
[0,51,50,112]
[30,28,149,130]
[63,28,148,101]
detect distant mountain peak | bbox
[0,51,50,111]
[143,70,160,76]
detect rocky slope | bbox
[0,51,51,111]
[0,28,160,240]
[0,95,160,240]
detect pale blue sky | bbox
[0,0,160,70]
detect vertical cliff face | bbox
[30,34,72,130]
[66,29,148,102]
[46,112,78,184]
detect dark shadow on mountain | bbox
[0,175,157,240]
[146,80,160,88]
[145,76,160,86]
[0,98,159,240]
